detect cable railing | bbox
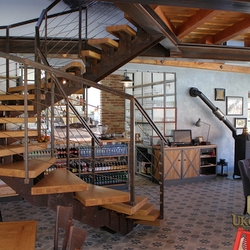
[0,0,165,216]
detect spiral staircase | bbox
[0,1,165,234]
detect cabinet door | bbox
[182,149,200,178]
[164,149,182,180]
[153,149,181,180]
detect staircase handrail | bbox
[37,48,100,145]
[0,51,165,212]
[134,99,168,145]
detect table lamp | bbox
[195,118,211,145]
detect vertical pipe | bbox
[159,140,164,219]
[129,99,135,205]
[91,137,95,184]
[45,11,48,57]
[5,27,10,92]
[50,80,55,157]
[66,98,70,169]
[85,4,88,50]
[78,2,82,57]
[24,65,29,184]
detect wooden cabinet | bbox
[153,144,217,183]
[200,146,217,176]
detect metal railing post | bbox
[129,99,135,205]
[24,65,29,184]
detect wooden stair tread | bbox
[0,94,45,101]
[81,50,101,60]
[134,219,163,227]
[0,156,56,178]
[130,203,154,216]
[0,142,48,157]
[0,117,36,123]
[31,169,88,195]
[106,24,136,38]
[127,209,160,221]
[88,38,118,48]
[102,196,148,215]
[0,180,17,197]
[8,83,51,93]
[0,105,34,111]
[60,61,85,74]
[0,130,38,138]
[75,184,130,207]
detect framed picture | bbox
[235,118,247,129]
[226,96,243,116]
[215,88,225,101]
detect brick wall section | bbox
[100,74,125,134]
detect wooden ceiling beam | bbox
[213,17,250,44]
[131,58,250,74]
[176,10,222,40]
[151,5,175,33]
[115,3,181,53]
[95,0,250,14]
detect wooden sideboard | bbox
[153,144,217,183]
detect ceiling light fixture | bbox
[120,70,133,87]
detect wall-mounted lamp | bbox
[195,118,211,145]
[120,70,133,87]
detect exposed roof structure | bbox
[71,0,250,65]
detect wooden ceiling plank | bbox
[176,10,222,40]
[213,17,250,44]
[131,58,250,74]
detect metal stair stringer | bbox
[81,24,165,83]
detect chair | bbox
[54,205,73,250]
[233,227,250,250]
[66,226,86,250]
[238,159,250,214]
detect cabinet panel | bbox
[154,148,181,180]
[182,149,200,178]
[164,149,182,180]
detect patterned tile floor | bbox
[0,175,244,250]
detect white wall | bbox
[121,63,250,173]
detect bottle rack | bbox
[80,144,128,157]
[81,172,128,186]
[51,140,129,188]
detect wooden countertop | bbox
[154,144,217,150]
[0,220,37,250]
[54,137,130,144]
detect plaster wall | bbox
[122,63,250,174]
